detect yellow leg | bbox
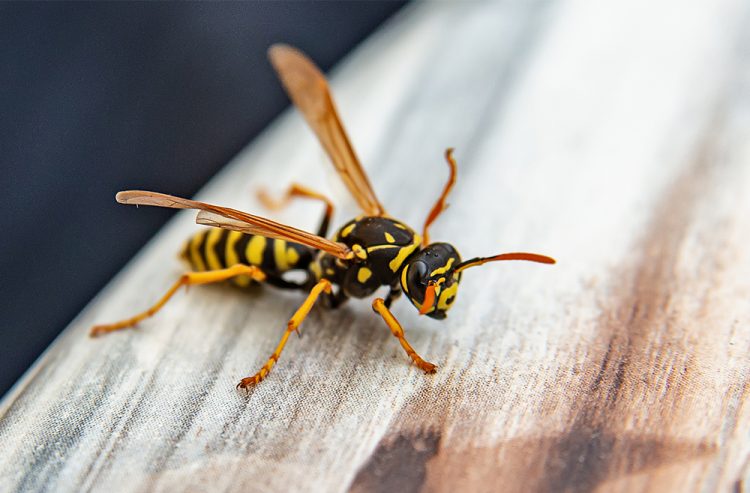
[372,298,437,374]
[257,183,334,237]
[90,264,266,337]
[237,279,332,389]
[258,183,334,215]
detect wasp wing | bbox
[116,190,353,260]
[268,44,386,217]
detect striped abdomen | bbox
[180,228,314,287]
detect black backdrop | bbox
[0,3,406,397]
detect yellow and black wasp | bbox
[91,45,555,389]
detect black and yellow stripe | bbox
[180,229,313,288]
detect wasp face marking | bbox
[401,243,462,319]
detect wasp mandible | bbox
[91,45,555,389]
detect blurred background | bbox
[0,3,407,397]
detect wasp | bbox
[91,45,555,389]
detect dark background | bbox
[0,3,406,397]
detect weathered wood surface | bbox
[2,1,750,492]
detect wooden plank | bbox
[2,1,750,492]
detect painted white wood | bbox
[2,1,749,492]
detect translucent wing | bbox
[268,44,386,216]
[116,190,353,259]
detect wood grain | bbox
[2,1,750,492]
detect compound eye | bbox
[406,260,428,292]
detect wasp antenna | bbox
[453,252,556,274]
[422,148,458,246]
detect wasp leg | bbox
[324,288,349,309]
[384,283,402,309]
[421,148,458,246]
[90,264,266,337]
[257,183,334,237]
[371,298,437,374]
[237,278,332,389]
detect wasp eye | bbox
[407,260,428,287]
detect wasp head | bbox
[401,243,462,320]
[401,241,557,319]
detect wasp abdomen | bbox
[180,229,313,287]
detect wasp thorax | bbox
[401,242,462,319]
